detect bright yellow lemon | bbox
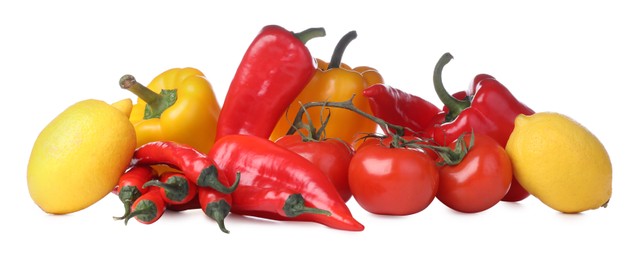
[506,112,611,213]
[27,99,136,214]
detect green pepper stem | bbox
[283,194,332,217]
[433,53,471,122]
[119,75,164,112]
[204,199,231,234]
[198,166,240,194]
[286,95,406,138]
[328,30,357,70]
[294,27,326,44]
[143,178,189,202]
[112,200,132,220]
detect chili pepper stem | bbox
[123,201,158,225]
[198,166,240,194]
[204,200,231,234]
[112,200,132,220]
[143,179,189,202]
[284,194,332,217]
[119,74,177,119]
[328,31,357,70]
[433,52,471,122]
[293,27,326,44]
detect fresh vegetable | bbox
[275,134,355,202]
[198,187,232,234]
[119,68,221,154]
[214,25,325,142]
[506,112,612,213]
[124,187,166,225]
[426,52,533,202]
[208,134,364,231]
[113,165,156,220]
[349,137,439,215]
[143,171,197,205]
[231,186,331,218]
[436,134,513,213]
[27,99,136,214]
[270,30,382,144]
[363,84,440,136]
[131,141,239,193]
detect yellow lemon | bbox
[27,99,137,214]
[506,112,611,213]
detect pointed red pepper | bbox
[426,52,535,202]
[214,25,325,142]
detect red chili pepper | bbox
[124,187,166,225]
[113,165,156,220]
[231,186,331,218]
[214,25,325,142]
[132,141,239,194]
[198,186,232,234]
[143,172,197,205]
[167,193,201,212]
[426,52,534,202]
[363,83,441,136]
[208,134,364,231]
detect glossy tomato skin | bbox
[348,144,439,215]
[436,134,513,213]
[275,134,354,202]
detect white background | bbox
[2,0,630,259]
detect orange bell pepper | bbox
[269,31,383,145]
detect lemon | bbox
[506,112,612,213]
[27,99,137,214]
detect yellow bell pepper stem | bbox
[119,68,221,154]
[327,30,357,70]
[119,75,175,119]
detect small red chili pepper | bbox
[425,52,534,202]
[132,141,239,194]
[231,186,331,218]
[198,187,232,234]
[363,83,441,136]
[143,172,197,205]
[208,134,364,231]
[214,25,325,142]
[113,165,156,220]
[123,187,166,225]
[167,194,201,212]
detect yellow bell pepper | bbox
[120,67,221,154]
[269,31,383,145]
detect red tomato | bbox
[348,143,439,215]
[436,133,513,213]
[275,134,355,202]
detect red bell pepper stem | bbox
[294,27,327,44]
[433,52,470,122]
[327,30,357,69]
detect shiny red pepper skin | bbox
[132,141,237,194]
[427,53,534,202]
[208,134,364,231]
[363,83,441,136]
[214,25,325,142]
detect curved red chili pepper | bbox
[113,165,156,220]
[426,53,534,202]
[363,83,441,136]
[132,141,239,194]
[208,134,364,231]
[214,25,325,142]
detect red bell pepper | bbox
[426,52,535,202]
[208,134,364,231]
[363,83,440,136]
[214,25,325,142]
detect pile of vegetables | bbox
[30,24,612,233]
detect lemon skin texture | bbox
[27,99,137,214]
[506,112,611,213]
